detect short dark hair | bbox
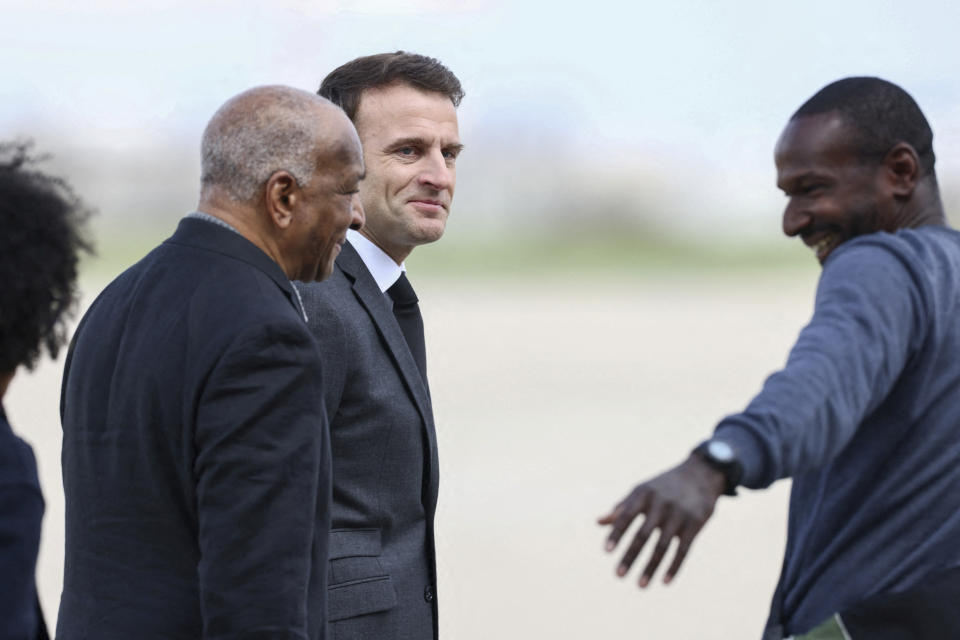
[318,51,464,121]
[0,142,93,373]
[792,76,936,177]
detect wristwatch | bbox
[692,439,743,496]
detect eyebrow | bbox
[388,136,427,149]
[777,171,827,190]
[340,170,365,189]
[388,136,465,154]
[791,170,828,182]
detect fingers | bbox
[639,519,680,587]
[617,512,658,576]
[596,504,623,526]
[662,534,694,585]
[600,460,721,590]
[603,496,696,588]
[603,489,649,552]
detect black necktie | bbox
[388,273,427,381]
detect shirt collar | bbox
[186,211,308,323]
[346,229,405,293]
[186,210,241,235]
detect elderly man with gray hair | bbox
[58,85,364,639]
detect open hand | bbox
[598,454,725,587]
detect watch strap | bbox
[692,440,742,496]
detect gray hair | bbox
[200,86,329,202]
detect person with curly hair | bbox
[0,141,92,640]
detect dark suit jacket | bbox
[297,241,439,640]
[58,218,331,639]
[0,406,49,640]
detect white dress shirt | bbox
[346,229,406,294]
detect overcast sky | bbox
[3,0,960,236]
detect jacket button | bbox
[424,585,434,603]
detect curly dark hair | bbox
[318,51,464,122]
[0,141,93,373]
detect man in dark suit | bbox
[0,141,92,640]
[58,86,365,639]
[296,53,463,639]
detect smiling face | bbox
[775,111,895,264]
[288,133,366,282]
[352,82,462,264]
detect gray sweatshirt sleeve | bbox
[714,237,928,488]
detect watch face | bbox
[707,440,734,463]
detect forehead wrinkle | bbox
[380,129,461,153]
[777,136,849,175]
[353,91,460,158]
[370,109,458,134]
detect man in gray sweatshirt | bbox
[600,77,960,639]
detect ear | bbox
[883,142,920,199]
[264,171,299,230]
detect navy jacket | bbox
[0,405,48,639]
[58,218,331,639]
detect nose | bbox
[417,149,454,192]
[349,193,365,230]
[782,199,812,237]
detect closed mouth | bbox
[408,198,446,209]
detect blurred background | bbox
[3,0,959,636]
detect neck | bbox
[358,227,412,265]
[197,191,293,278]
[903,179,949,229]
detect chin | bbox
[412,220,447,245]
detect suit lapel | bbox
[336,243,435,429]
[338,242,441,564]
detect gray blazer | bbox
[298,241,440,640]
